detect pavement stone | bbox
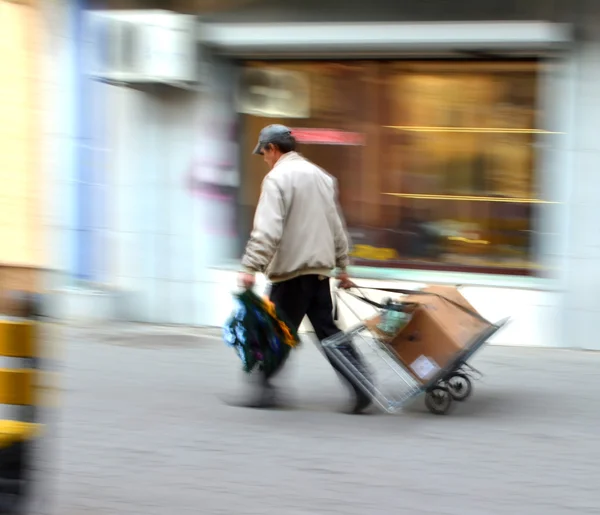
[41,326,600,514]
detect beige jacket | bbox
[242,152,350,282]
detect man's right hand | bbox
[238,271,256,290]
[337,271,355,290]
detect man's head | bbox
[253,124,297,168]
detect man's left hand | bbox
[337,271,355,290]
[239,271,256,290]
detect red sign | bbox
[291,128,365,146]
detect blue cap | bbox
[253,124,292,155]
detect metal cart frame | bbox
[323,286,510,415]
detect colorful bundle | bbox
[223,289,300,375]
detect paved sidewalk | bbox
[47,326,600,514]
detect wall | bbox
[0,1,43,282]
[39,0,243,322]
[103,60,239,325]
[107,84,201,323]
[557,1,600,350]
[38,0,119,320]
[39,0,77,290]
[39,0,115,292]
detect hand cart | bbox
[322,286,510,415]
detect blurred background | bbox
[6,2,600,514]
[1,0,597,348]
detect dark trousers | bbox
[266,275,368,399]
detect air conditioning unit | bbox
[236,68,310,118]
[84,10,198,86]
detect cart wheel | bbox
[447,373,472,401]
[425,387,452,415]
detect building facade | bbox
[0,0,45,299]
[52,0,600,350]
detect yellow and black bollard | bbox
[0,292,42,513]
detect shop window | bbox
[238,60,548,275]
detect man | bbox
[238,124,372,414]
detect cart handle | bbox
[335,284,493,326]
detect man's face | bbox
[262,144,279,169]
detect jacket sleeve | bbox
[332,179,351,271]
[241,175,286,274]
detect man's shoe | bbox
[228,384,284,409]
[343,389,372,415]
[248,386,279,409]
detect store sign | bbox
[291,129,365,146]
[236,69,310,118]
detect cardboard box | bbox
[369,286,492,385]
[389,307,460,383]
[401,286,491,350]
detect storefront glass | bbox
[238,60,547,275]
